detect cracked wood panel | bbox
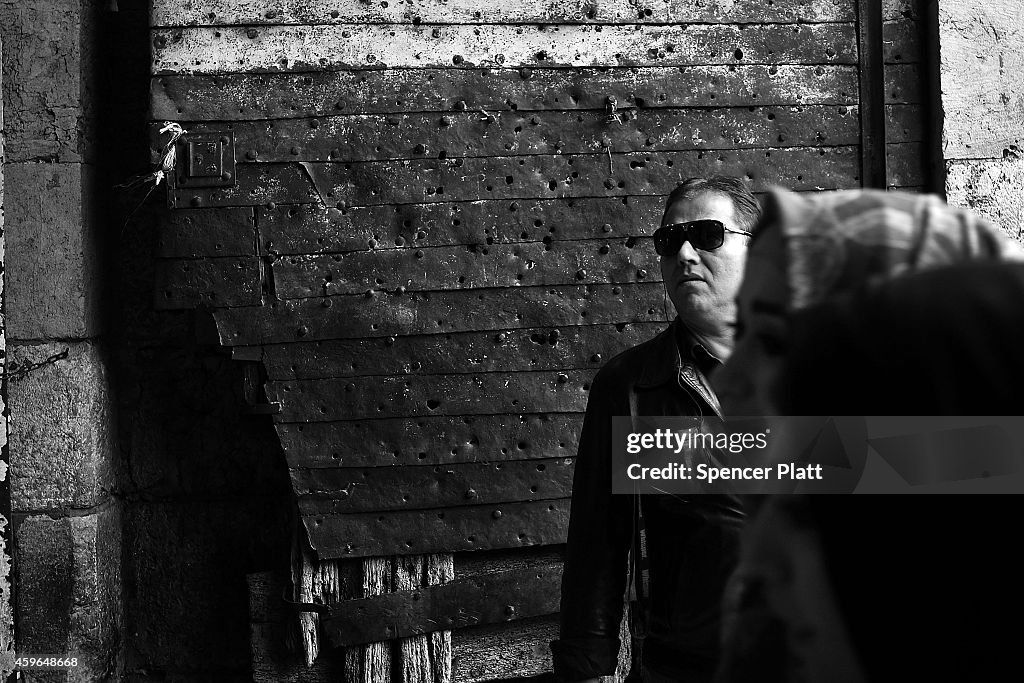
[167,147,861,209]
[155,0,855,27]
[306,498,570,559]
[168,105,862,164]
[276,414,584,469]
[267,370,594,421]
[254,322,663,380]
[211,282,672,345]
[152,65,862,120]
[152,23,858,74]
[295,458,573,513]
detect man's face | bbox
[712,223,788,416]
[660,192,750,331]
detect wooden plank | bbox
[168,147,861,209]
[348,558,393,681]
[938,1,1024,159]
[170,105,862,163]
[886,141,925,188]
[306,498,570,559]
[259,197,667,256]
[248,569,558,682]
[154,0,855,27]
[152,23,858,74]
[250,622,347,682]
[151,65,860,121]
[157,207,255,257]
[322,561,561,646]
[272,237,663,297]
[276,414,583,469]
[452,616,558,683]
[257,322,663,379]
[153,256,262,308]
[213,282,671,344]
[294,458,573,513]
[268,369,595,421]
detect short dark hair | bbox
[664,176,761,232]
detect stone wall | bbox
[940,0,1024,234]
[0,0,121,679]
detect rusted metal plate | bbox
[152,23,857,74]
[305,498,570,558]
[212,282,670,344]
[885,104,923,143]
[153,256,262,309]
[322,561,562,646]
[168,147,861,209]
[882,18,921,64]
[885,63,921,104]
[155,0,854,27]
[273,237,662,297]
[257,322,663,380]
[294,458,573,512]
[276,414,583,469]
[151,66,860,120]
[259,196,667,256]
[884,0,920,20]
[886,142,926,188]
[267,369,595,421]
[171,105,861,164]
[157,207,256,257]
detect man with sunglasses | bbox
[553,177,760,683]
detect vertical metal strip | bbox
[919,0,947,198]
[857,0,888,188]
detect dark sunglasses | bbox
[653,219,751,255]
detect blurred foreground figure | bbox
[716,231,1024,680]
[713,187,1024,416]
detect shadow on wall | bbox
[100,4,294,681]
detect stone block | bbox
[945,156,1024,242]
[0,0,99,162]
[8,341,114,511]
[5,162,101,340]
[14,510,121,682]
[939,0,1024,159]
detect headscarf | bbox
[757,187,1024,310]
[783,261,1024,414]
[782,263,1024,680]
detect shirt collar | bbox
[636,318,720,388]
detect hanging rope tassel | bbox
[116,122,187,228]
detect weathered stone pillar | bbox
[939,0,1024,235]
[0,1,121,679]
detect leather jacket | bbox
[552,320,745,680]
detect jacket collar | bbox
[636,318,706,388]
